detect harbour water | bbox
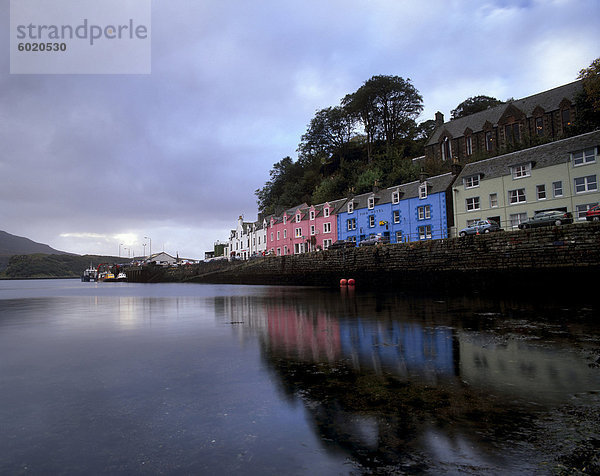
[1,279,599,474]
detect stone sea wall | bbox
[130,222,600,293]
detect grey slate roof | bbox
[333,172,456,213]
[427,81,583,146]
[455,130,600,183]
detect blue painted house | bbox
[335,172,456,244]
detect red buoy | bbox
[340,278,348,286]
[348,278,355,286]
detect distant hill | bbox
[1,253,123,279]
[0,230,70,255]
[0,229,72,272]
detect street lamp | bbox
[143,243,146,257]
[144,236,152,259]
[119,243,123,258]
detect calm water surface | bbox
[1,279,599,475]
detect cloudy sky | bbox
[1,0,599,259]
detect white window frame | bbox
[309,210,315,220]
[512,164,531,179]
[323,207,330,217]
[277,231,280,240]
[508,188,526,204]
[536,184,546,200]
[418,205,431,219]
[323,239,332,249]
[466,197,480,211]
[395,231,403,242]
[347,202,354,214]
[392,191,400,204]
[575,175,598,193]
[418,225,432,240]
[466,136,473,156]
[393,210,400,223]
[369,215,375,227]
[419,183,427,199]
[576,203,597,220]
[283,216,287,224]
[295,227,302,238]
[553,181,563,198]
[347,218,356,231]
[323,222,331,233]
[572,147,597,167]
[509,212,527,228]
[464,175,480,189]
[489,193,498,208]
[368,196,375,209]
[296,214,301,222]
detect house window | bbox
[347,202,354,214]
[323,239,332,249]
[295,227,302,238]
[418,205,431,219]
[562,108,571,128]
[535,117,544,136]
[441,137,452,161]
[296,214,301,222]
[508,188,526,204]
[277,231,280,240]
[418,225,432,240]
[283,246,288,255]
[283,216,286,224]
[323,207,330,217]
[270,232,273,241]
[553,181,563,197]
[369,215,375,227]
[419,183,427,199]
[509,212,527,228]
[392,191,400,204]
[466,197,480,211]
[395,231,403,243]
[505,123,520,144]
[347,218,356,231]
[464,175,479,188]
[368,197,375,209]
[572,148,597,166]
[512,164,531,179]
[576,203,597,220]
[466,136,473,156]
[283,230,287,239]
[323,222,331,233]
[277,248,281,256]
[485,131,494,151]
[393,210,400,223]
[310,225,315,235]
[489,193,498,208]
[310,210,315,220]
[574,175,598,193]
[536,184,546,200]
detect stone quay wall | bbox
[132,222,600,293]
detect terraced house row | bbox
[225,80,600,259]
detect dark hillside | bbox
[1,254,123,279]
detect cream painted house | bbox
[453,130,600,232]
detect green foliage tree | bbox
[297,106,356,161]
[450,95,503,120]
[342,75,423,161]
[571,57,600,134]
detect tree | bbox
[297,106,356,161]
[579,57,600,113]
[571,57,600,134]
[343,75,423,161]
[451,95,503,119]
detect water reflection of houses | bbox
[457,333,596,403]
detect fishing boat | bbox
[81,264,97,282]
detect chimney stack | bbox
[435,111,444,127]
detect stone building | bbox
[425,81,583,164]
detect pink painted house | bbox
[266,199,343,255]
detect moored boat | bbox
[81,265,97,282]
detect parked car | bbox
[518,210,573,229]
[585,204,600,221]
[359,235,389,246]
[458,219,501,237]
[328,239,355,249]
